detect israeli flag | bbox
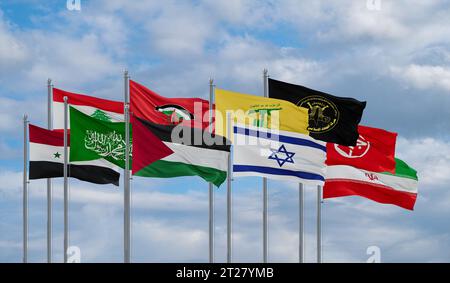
[232,125,326,185]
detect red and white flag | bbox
[326,125,397,173]
[52,88,124,130]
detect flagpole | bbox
[317,185,322,263]
[262,69,269,263]
[299,183,304,263]
[208,78,215,263]
[63,96,69,263]
[23,114,29,263]
[226,112,232,263]
[124,70,131,263]
[47,78,53,263]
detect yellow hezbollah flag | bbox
[215,88,309,137]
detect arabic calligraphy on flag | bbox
[84,129,131,161]
[70,106,131,169]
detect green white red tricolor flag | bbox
[324,158,418,210]
[324,125,419,210]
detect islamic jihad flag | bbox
[70,107,171,172]
[215,88,309,138]
[132,116,230,187]
[268,78,366,146]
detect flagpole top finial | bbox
[47,78,52,84]
[209,77,214,84]
[263,68,268,75]
[23,114,28,121]
[63,96,68,103]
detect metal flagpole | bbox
[226,113,232,263]
[317,185,322,263]
[63,96,69,263]
[124,70,131,263]
[23,114,29,263]
[47,78,53,263]
[262,69,269,263]
[299,183,304,263]
[208,78,215,263]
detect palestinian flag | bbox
[130,80,210,129]
[29,124,120,186]
[132,116,230,187]
[324,158,419,210]
[53,88,124,130]
[70,107,172,173]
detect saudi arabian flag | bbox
[70,106,131,169]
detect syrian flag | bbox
[132,116,230,187]
[130,80,210,129]
[326,125,397,173]
[324,159,418,210]
[29,124,120,186]
[53,88,124,130]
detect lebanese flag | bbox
[53,88,124,130]
[29,124,120,186]
[130,80,210,129]
[326,125,397,173]
[324,158,418,210]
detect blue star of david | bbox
[268,144,295,167]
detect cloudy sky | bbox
[1,0,450,263]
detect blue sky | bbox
[1,0,450,263]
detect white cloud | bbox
[396,136,450,186]
[0,14,29,70]
[391,64,450,91]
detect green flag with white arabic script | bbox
[69,106,131,169]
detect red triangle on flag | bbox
[131,115,174,175]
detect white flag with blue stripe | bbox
[232,125,326,185]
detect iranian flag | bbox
[324,158,418,210]
[133,116,230,187]
[53,88,124,130]
[29,124,120,186]
[69,107,172,173]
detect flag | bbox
[132,116,230,187]
[131,115,174,175]
[326,125,397,173]
[69,106,130,169]
[232,124,326,185]
[29,124,120,186]
[53,88,124,130]
[324,158,418,210]
[130,80,210,129]
[215,88,309,138]
[268,78,366,146]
